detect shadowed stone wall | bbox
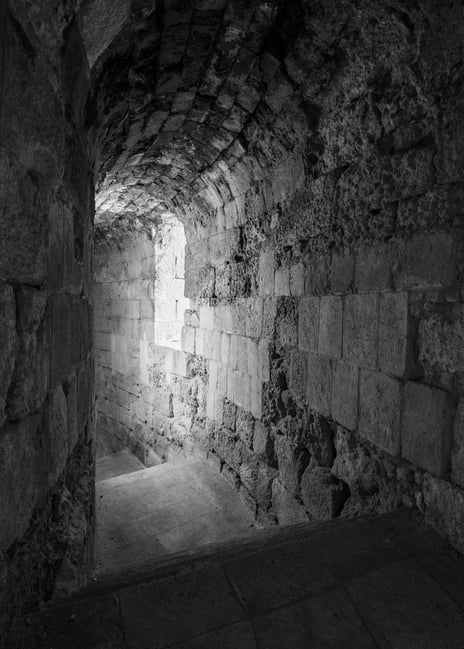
[0,2,95,642]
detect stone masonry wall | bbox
[94,235,156,458]
[0,3,95,643]
[90,0,464,553]
[158,2,464,546]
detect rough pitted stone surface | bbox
[4,0,464,642]
[0,283,18,427]
[1,4,95,644]
[89,0,464,556]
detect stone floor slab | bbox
[224,535,337,614]
[310,517,409,581]
[120,564,245,649]
[10,594,125,649]
[346,557,464,649]
[169,621,257,649]
[253,588,378,649]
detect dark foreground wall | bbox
[94,0,464,551]
[0,3,94,642]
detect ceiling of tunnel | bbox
[84,0,301,235]
[83,0,438,240]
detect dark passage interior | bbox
[1,0,464,646]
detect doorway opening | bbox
[93,214,258,578]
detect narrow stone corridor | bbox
[2,0,464,645]
[95,450,257,576]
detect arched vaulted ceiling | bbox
[79,0,456,249]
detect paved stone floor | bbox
[11,510,464,648]
[95,452,258,576]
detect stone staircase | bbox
[94,451,258,577]
[8,508,464,649]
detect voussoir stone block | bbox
[359,370,401,456]
[402,382,454,476]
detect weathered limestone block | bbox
[244,299,263,339]
[402,382,454,476]
[152,385,173,418]
[359,370,401,456]
[272,479,309,525]
[300,465,349,520]
[66,373,79,453]
[209,228,241,265]
[289,349,308,403]
[0,414,45,550]
[394,232,463,291]
[0,163,49,286]
[378,292,410,376]
[451,399,464,488]
[199,305,215,330]
[262,298,277,338]
[164,349,188,376]
[307,353,331,417]
[355,242,394,292]
[305,255,330,296]
[172,398,195,430]
[330,251,354,294]
[331,426,382,501]
[258,339,270,381]
[237,337,248,373]
[274,265,290,296]
[250,375,263,419]
[298,297,319,352]
[246,338,259,376]
[259,251,275,296]
[216,364,228,396]
[78,363,92,438]
[239,456,278,512]
[318,296,342,358]
[236,410,254,449]
[51,293,72,388]
[343,293,378,368]
[214,431,244,472]
[435,108,464,184]
[331,361,359,431]
[0,283,18,425]
[253,422,276,466]
[423,474,464,555]
[290,262,305,296]
[275,435,309,496]
[418,306,464,378]
[276,298,298,348]
[47,386,69,486]
[292,413,335,468]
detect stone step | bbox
[95,457,258,577]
